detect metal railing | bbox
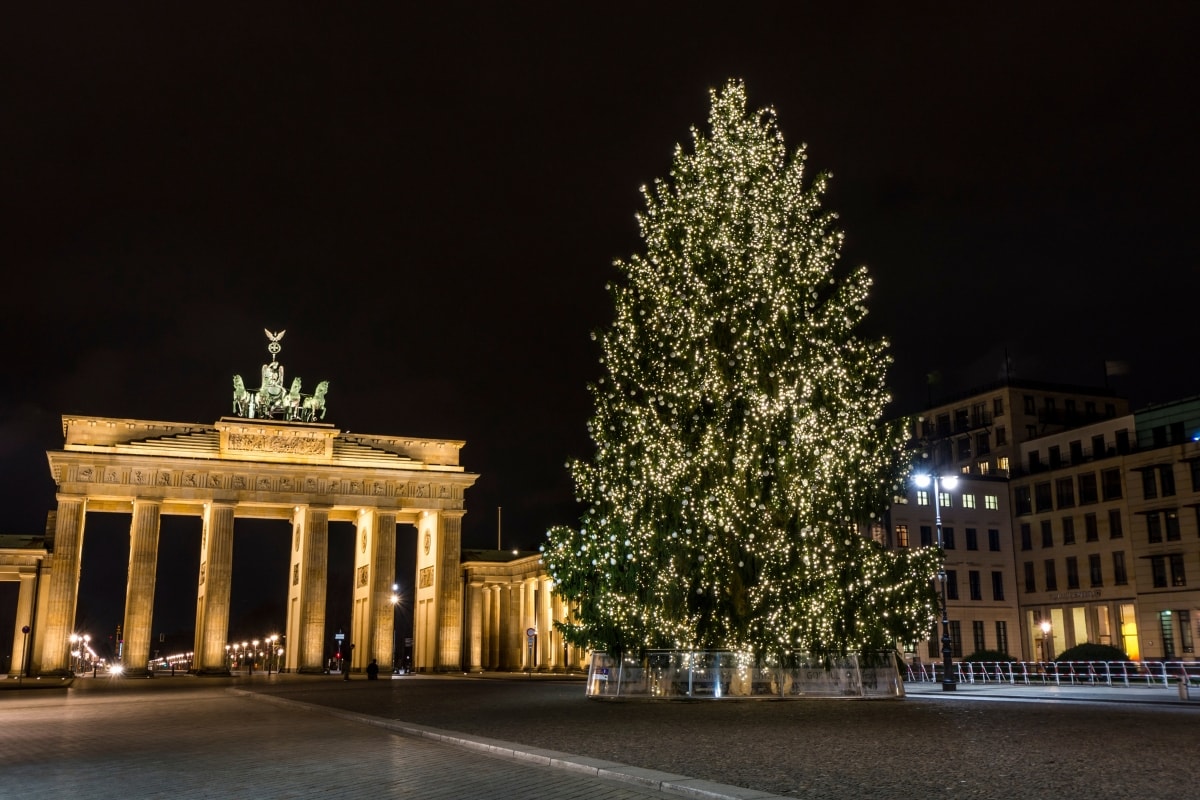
[905,660,1200,688]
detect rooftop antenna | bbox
[497,506,502,550]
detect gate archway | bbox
[34,414,477,676]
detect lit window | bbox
[978,461,991,475]
[939,491,952,508]
[916,491,929,506]
[998,456,1010,472]
[896,525,909,547]
[985,495,999,510]
[962,494,976,509]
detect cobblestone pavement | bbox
[0,677,766,800]
[3,673,1198,800]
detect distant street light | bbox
[914,472,959,692]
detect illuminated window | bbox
[985,494,999,511]
[916,490,929,506]
[895,525,909,547]
[977,461,990,475]
[962,494,976,509]
[939,491,952,508]
[997,456,1010,472]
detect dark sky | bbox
[2,5,1197,645]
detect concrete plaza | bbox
[2,672,1197,799]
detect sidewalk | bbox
[902,677,1200,705]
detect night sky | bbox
[2,5,1197,651]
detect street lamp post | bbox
[915,473,959,691]
[1040,619,1053,662]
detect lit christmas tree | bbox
[543,79,940,659]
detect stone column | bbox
[504,583,521,669]
[481,584,494,670]
[537,576,553,670]
[193,502,235,674]
[287,505,329,673]
[8,571,38,677]
[38,495,86,675]
[122,499,163,675]
[522,577,537,670]
[468,581,484,672]
[434,511,465,671]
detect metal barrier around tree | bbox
[586,650,906,699]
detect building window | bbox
[1166,510,1181,540]
[991,571,1005,601]
[1142,469,1158,500]
[1092,434,1105,457]
[950,621,963,658]
[1161,612,1176,658]
[1024,395,1036,414]
[1102,469,1122,501]
[995,621,1009,656]
[1066,556,1080,590]
[1078,472,1098,505]
[939,491,952,508]
[1190,459,1200,492]
[1056,478,1075,509]
[1069,440,1083,463]
[1089,554,1103,587]
[996,426,1007,445]
[871,523,886,545]
[997,457,1010,473]
[985,494,999,510]
[1152,556,1167,588]
[1159,465,1176,497]
[895,525,909,547]
[993,397,1004,417]
[976,432,990,456]
[1113,551,1128,585]
[957,438,971,461]
[943,527,956,549]
[1147,512,1163,543]
[1020,523,1032,551]
[962,493,976,509]
[1062,517,1076,545]
[916,490,929,506]
[1084,512,1098,542]
[920,525,933,547]
[1014,487,1032,515]
[988,529,1001,551]
[1108,509,1123,539]
[1035,482,1053,513]
[1170,554,1187,587]
[1045,560,1058,591]
[969,570,982,600]
[978,461,991,475]
[973,620,986,652]
[1049,445,1062,468]
[1041,520,1054,548]
[966,527,978,550]
[945,570,959,600]
[1180,610,1195,655]
[1027,424,1039,439]
[1024,561,1036,593]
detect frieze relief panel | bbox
[225,432,326,456]
[62,460,467,508]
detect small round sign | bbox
[526,627,536,637]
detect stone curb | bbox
[230,687,792,800]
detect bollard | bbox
[1178,681,1190,701]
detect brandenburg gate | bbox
[28,333,479,677]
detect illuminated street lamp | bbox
[266,635,278,674]
[1040,619,1053,662]
[69,633,80,674]
[914,472,959,691]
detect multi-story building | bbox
[891,379,1132,663]
[1010,415,1139,660]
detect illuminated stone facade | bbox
[31,414,477,676]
